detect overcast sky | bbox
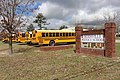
[27,0,120,29]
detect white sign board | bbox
[81,35,104,43]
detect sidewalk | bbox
[116,40,120,43]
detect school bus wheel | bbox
[49,40,55,46]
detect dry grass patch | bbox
[0,42,120,80]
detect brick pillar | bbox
[105,22,116,58]
[75,26,83,53]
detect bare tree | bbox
[0,0,35,54]
[103,10,120,33]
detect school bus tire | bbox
[49,40,55,46]
[26,42,31,44]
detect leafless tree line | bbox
[103,10,120,33]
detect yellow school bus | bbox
[31,30,75,46]
[12,33,17,42]
[0,33,2,41]
[17,32,26,43]
[2,37,9,42]
[2,33,17,42]
[25,31,32,44]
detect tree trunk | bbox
[38,22,42,30]
[9,33,13,54]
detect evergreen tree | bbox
[27,24,34,31]
[59,25,68,30]
[34,13,47,29]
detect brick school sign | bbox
[75,22,116,58]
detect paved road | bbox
[116,40,120,43]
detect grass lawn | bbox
[116,37,120,40]
[0,41,120,80]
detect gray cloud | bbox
[35,0,120,28]
[37,1,77,20]
[47,0,107,12]
[40,0,120,19]
[108,0,120,7]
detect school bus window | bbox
[53,33,55,37]
[66,33,68,36]
[46,33,48,37]
[74,33,75,36]
[49,33,52,37]
[22,33,25,37]
[69,33,71,36]
[63,33,65,36]
[42,33,45,37]
[30,34,32,38]
[35,30,37,33]
[56,33,59,37]
[60,33,62,36]
[33,34,35,37]
[72,33,74,36]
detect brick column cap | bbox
[105,22,116,28]
[75,25,83,31]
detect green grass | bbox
[0,41,120,80]
[116,37,120,40]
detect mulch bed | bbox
[40,45,73,51]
